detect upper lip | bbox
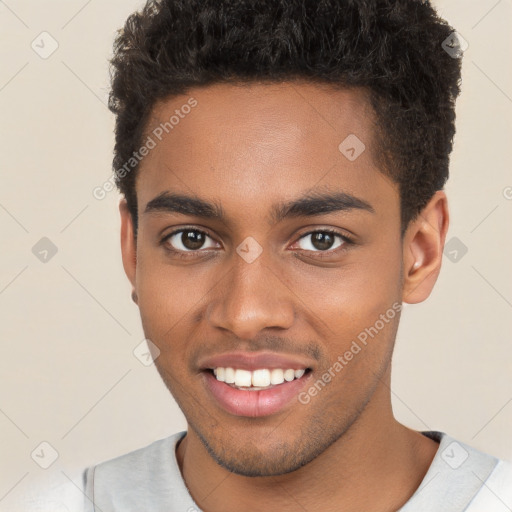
[198,351,315,372]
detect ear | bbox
[119,198,137,302]
[402,190,449,304]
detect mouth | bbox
[202,366,313,417]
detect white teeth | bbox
[252,369,271,387]
[212,367,307,387]
[224,367,236,384]
[270,368,284,385]
[283,369,295,382]
[234,369,252,387]
[216,367,225,382]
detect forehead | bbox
[137,82,396,218]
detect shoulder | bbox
[83,431,195,512]
[401,431,512,512]
[93,432,182,480]
[465,458,512,511]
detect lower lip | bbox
[203,371,311,417]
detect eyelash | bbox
[160,227,354,260]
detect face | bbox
[124,82,407,476]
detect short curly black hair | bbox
[108,0,462,234]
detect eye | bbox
[163,229,218,252]
[294,230,349,252]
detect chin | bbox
[194,423,345,478]
[207,444,313,477]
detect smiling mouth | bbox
[208,367,312,390]
[202,365,313,417]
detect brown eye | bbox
[296,231,345,252]
[165,229,216,252]
[182,230,205,250]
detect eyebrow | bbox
[144,190,375,224]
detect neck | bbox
[176,376,439,512]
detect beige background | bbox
[0,0,511,510]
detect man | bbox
[84,0,512,510]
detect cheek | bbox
[292,259,402,414]
[134,252,213,357]
[283,246,403,376]
[288,251,402,327]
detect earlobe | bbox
[402,191,449,304]
[119,198,137,296]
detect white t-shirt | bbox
[83,431,512,511]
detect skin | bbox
[120,82,449,511]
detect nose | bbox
[206,253,295,340]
